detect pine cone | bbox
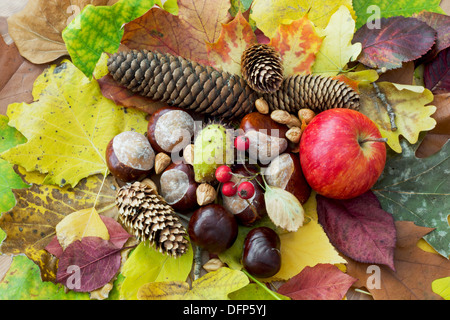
[115,181,189,257]
[241,44,283,93]
[107,50,258,119]
[263,74,360,113]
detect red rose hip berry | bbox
[234,135,250,151]
[215,165,232,183]
[237,181,255,199]
[221,181,237,197]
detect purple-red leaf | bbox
[424,47,450,94]
[316,191,396,271]
[277,264,357,300]
[56,237,122,292]
[353,16,436,70]
[413,11,450,56]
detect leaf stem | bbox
[242,269,282,300]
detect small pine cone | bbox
[263,74,360,114]
[115,181,189,257]
[241,44,283,94]
[107,50,259,119]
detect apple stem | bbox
[359,137,388,145]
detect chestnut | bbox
[239,112,289,165]
[188,204,238,254]
[147,106,196,154]
[264,153,311,204]
[242,227,281,278]
[221,165,266,226]
[159,162,198,212]
[106,131,155,182]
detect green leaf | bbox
[62,0,156,78]
[0,255,88,300]
[373,139,450,258]
[353,0,445,30]
[119,241,193,300]
[228,283,290,300]
[0,115,29,214]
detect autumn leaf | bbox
[353,0,445,30]
[359,82,436,153]
[347,221,450,300]
[413,11,450,60]
[353,16,436,71]
[1,59,148,188]
[316,191,396,270]
[63,0,156,78]
[432,277,450,300]
[249,0,355,39]
[424,47,450,94]
[228,283,289,300]
[120,241,193,300]
[269,15,323,76]
[0,115,28,213]
[277,264,357,300]
[122,0,231,66]
[0,168,120,282]
[56,237,123,292]
[55,208,110,250]
[7,0,113,65]
[206,11,257,75]
[311,6,362,77]
[373,139,450,258]
[0,255,89,300]
[137,267,249,300]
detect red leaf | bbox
[277,264,357,300]
[56,237,122,292]
[424,47,450,94]
[353,16,436,70]
[413,11,450,56]
[316,191,396,271]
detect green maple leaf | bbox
[373,139,450,258]
[62,0,156,78]
[353,0,445,29]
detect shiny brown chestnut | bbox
[242,227,281,278]
[188,204,238,254]
[221,165,266,226]
[159,162,198,212]
[106,131,155,182]
[147,106,195,154]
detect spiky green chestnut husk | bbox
[193,123,234,183]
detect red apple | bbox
[299,109,386,199]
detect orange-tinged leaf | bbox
[206,11,257,75]
[269,16,323,76]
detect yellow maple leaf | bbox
[311,5,362,76]
[250,0,355,39]
[137,267,249,300]
[1,59,148,187]
[359,82,437,153]
[55,208,109,250]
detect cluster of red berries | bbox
[214,135,255,199]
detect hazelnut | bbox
[203,258,225,272]
[285,126,302,144]
[298,108,316,125]
[255,97,269,114]
[271,110,302,128]
[196,183,217,206]
[183,144,194,166]
[154,152,171,174]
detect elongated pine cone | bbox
[115,181,189,257]
[241,44,283,93]
[107,50,258,119]
[263,74,360,113]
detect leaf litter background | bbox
[0,0,449,300]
